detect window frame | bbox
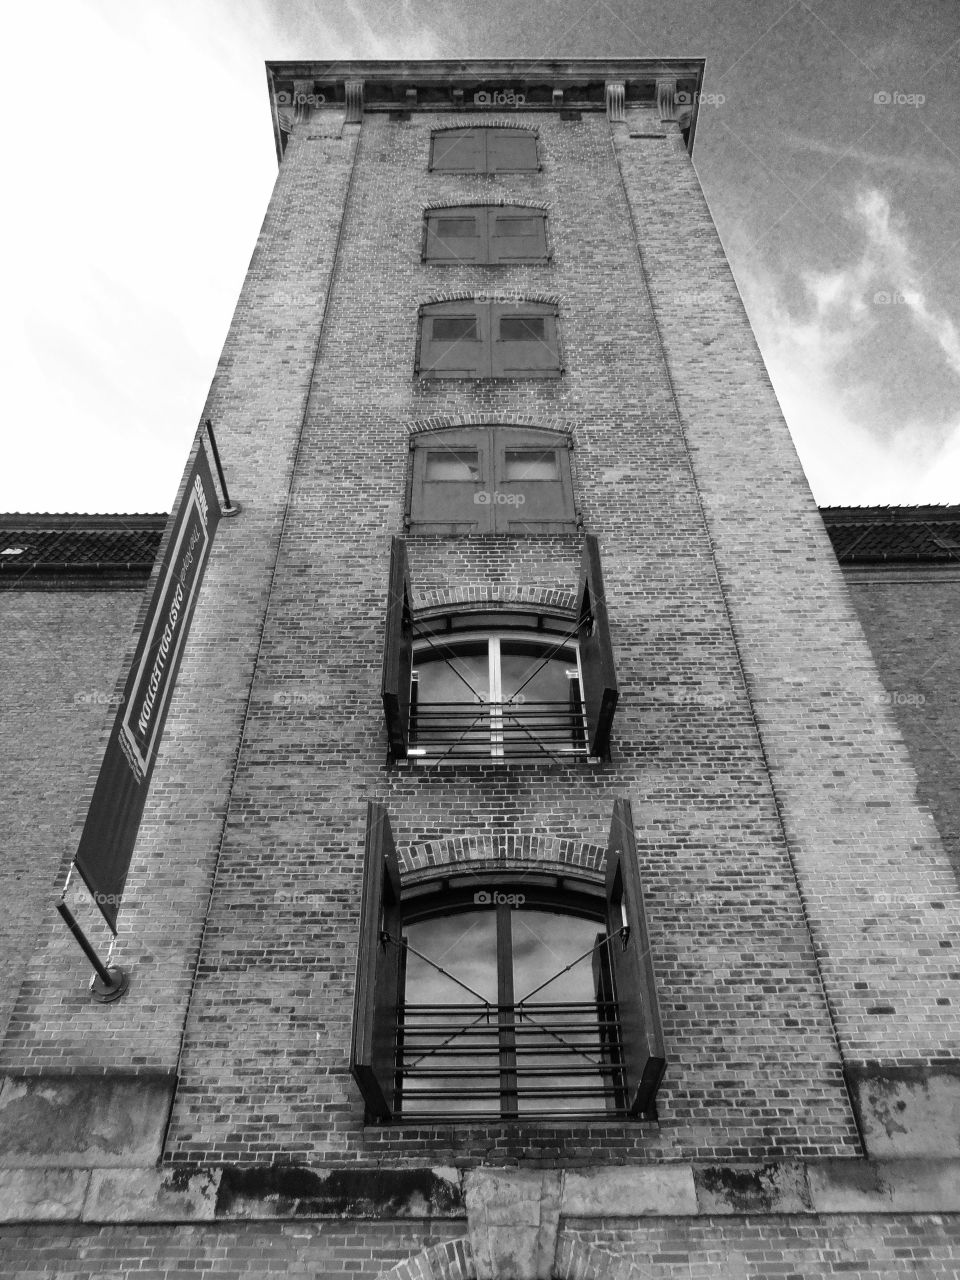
[407,627,588,763]
[407,425,578,535]
[422,205,551,266]
[350,801,667,1123]
[416,299,562,380]
[428,126,541,174]
[380,537,619,762]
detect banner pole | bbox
[205,419,241,517]
[56,887,129,1004]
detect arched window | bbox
[408,426,577,534]
[350,802,666,1123]
[417,299,561,379]
[429,127,539,174]
[381,538,619,761]
[423,206,549,265]
[410,624,586,761]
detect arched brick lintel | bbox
[376,1238,475,1280]
[399,833,607,879]
[406,414,574,437]
[421,196,551,214]
[411,584,578,614]
[420,291,561,308]
[432,119,539,134]
[376,1234,625,1280]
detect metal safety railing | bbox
[408,698,588,762]
[395,999,628,1120]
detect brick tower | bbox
[4,59,960,1278]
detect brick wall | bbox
[3,75,957,1182]
[159,105,857,1166]
[841,568,960,870]
[0,587,141,1042]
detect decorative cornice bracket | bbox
[605,80,626,123]
[656,77,677,122]
[344,79,364,124]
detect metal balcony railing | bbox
[395,999,628,1120]
[408,698,589,761]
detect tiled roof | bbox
[820,506,960,564]
[1,507,958,579]
[0,514,166,580]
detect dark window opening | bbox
[499,315,547,342]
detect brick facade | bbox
[3,59,960,1278]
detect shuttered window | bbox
[429,128,539,173]
[408,426,576,534]
[417,300,561,379]
[424,206,549,265]
[381,539,618,760]
[576,534,619,758]
[605,798,667,1118]
[350,801,666,1122]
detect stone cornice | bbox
[266,58,705,159]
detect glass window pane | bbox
[433,316,479,342]
[499,316,546,342]
[403,911,499,1116]
[436,218,478,237]
[499,645,574,703]
[425,450,480,482]
[413,645,489,758]
[495,217,541,236]
[510,910,608,1115]
[504,449,559,481]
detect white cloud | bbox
[736,186,960,504]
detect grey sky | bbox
[2,0,958,511]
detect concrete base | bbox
[0,1072,174,1168]
[845,1062,960,1156]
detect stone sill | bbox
[5,1158,960,1224]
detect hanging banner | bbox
[73,446,222,931]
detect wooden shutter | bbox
[493,427,575,533]
[351,802,404,1121]
[484,128,539,172]
[576,535,618,756]
[418,302,487,378]
[381,537,414,756]
[605,798,666,1118]
[490,304,561,378]
[409,427,491,533]
[430,128,484,172]
[425,208,486,264]
[488,209,548,264]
